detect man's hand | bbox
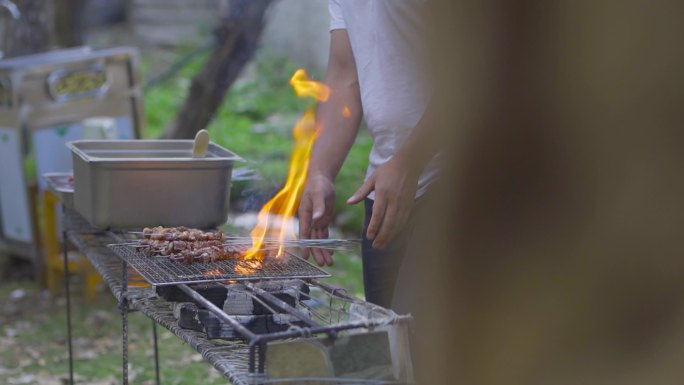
[298,174,336,266]
[347,154,420,249]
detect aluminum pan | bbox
[69,139,242,229]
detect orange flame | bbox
[240,69,330,267]
[235,260,264,275]
[290,69,330,102]
[203,267,224,276]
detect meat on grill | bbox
[142,226,225,242]
[137,227,245,263]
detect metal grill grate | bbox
[107,244,330,286]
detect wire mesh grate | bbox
[107,244,331,286]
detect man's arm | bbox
[310,29,363,182]
[299,29,363,266]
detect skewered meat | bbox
[142,226,224,242]
[136,227,245,263]
[137,239,223,254]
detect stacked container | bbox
[0,47,144,263]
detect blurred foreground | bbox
[410,1,684,384]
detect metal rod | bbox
[124,233,359,250]
[121,259,129,385]
[152,320,161,385]
[254,377,404,384]
[258,341,267,374]
[128,231,360,243]
[177,284,258,341]
[243,283,336,338]
[311,279,398,321]
[311,279,360,302]
[248,345,257,374]
[62,231,74,385]
[252,315,412,345]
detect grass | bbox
[0,281,228,385]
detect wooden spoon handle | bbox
[192,129,210,158]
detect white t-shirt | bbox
[329,0,438,198]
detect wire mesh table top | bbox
[107,244,331,286]
[67,231,410,384]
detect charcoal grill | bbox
[107,244,331,285]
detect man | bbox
[298,0,438,309]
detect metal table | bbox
[60,208,412,385]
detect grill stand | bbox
[60,206,413,384]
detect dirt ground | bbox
[0,278,229,385]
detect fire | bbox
[203,267,224,276]
[290,69,330,102]
[235,260,264,275]
[240,69,330,268]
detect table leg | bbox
[152,320,161,385]
[121,260,129,385]
[62,231,74,385]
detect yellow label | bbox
[49,68,107,100]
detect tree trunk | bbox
[2,0,51,58]
[53,0,87,47]
[163,0,274,139]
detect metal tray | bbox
[43,172,75,209]
[68,140,243,229]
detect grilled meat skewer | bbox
[137,226,246,263]
[142,226,224,242]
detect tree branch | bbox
[162,0,274,139]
